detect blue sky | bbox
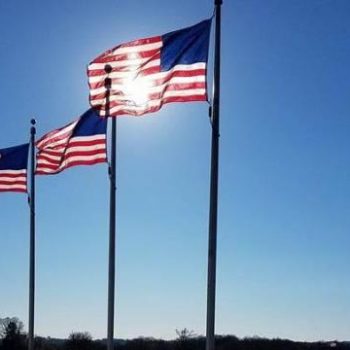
[0,0,350,342]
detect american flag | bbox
[0,143,29,193]
[88,19,211,117]
[36,109,107,175]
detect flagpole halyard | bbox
[28,118,36,350]
[206,1,222,350]
[105,64,117,350]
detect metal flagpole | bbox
[105,64,117,350]
[28,118,36,350]
[206,1,222,350]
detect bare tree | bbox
[0,317,26,350]
[65,331,93,350]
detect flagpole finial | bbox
[30,119,36,135]
[105,64,112,74]
[104,65,112,90]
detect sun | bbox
[122,75,153,107]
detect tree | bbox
[65,332,93,350]
[0,317,26,350]
[175,328,196,341]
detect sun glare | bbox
[122,76,152,106]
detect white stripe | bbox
[36,159,57,166]
[88,62,205,85]
[91,87,205,105]
[88,55,160,71]
[148,63,206,80]
[0,176,26,182]
[89,75,206,97]
[97,91,205,116]
[96,100,161,115]
[37,152,61,161]
[64,153,106,163]
[38,131,105,150]
[163,88,206,98]
[37,121,78,148]
[39,138,69,150]
[37,154,106,173]
[0,184,26,190]
[37,135,106,162]
[0,169,26,175]
[37,154,106,172]
[37,146,106,164]
[88,59,160,83]
[111,41,162,56]
[66,144,106,154]
[69,135,106,142]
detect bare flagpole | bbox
[206,1,222,350]
[28,118,36,350]
[105,64,117,350]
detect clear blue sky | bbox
[0,0,349,342]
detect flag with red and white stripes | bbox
[0,143,29,193]
[88,19,211,117]
[36,109,107,175]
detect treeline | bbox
[0,318,349,350]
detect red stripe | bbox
[36,158,106,175]
[88,66,161,90]
[37,141,105,162]
[91,36,161,64]
[116,35,161,48]
[91,84,206,112]
[0,188,27,193]
[37,149,106,167]
[36,157,61,165]
[67,138,106,147]
[37,131,72,149]
[88,68,205,91]
[162,95,208,104]
[101,95,206,118]
[36,151,107,171]
[37,149,65,156]
[88,58,160,77]
[36,163,58,170]
[64,158,106,169]
[90,81,206,107]
[88,51,161,76]
[36,120,76,147]
[0,180,27,186]
[90,80,203,102]
[110,95,207,117]
[0,172,26,178]
[65,149,107,158]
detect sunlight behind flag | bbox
[87,19,212,117]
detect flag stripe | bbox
[90,76,206,98]
[87,20,210,117]
[0,186,27,192]
[36,137,107,174]
[0,176,26,183]
[36,109,107,175]
[98,94,207,117]
[36,155,106,173]
[88,62,205,87]
[0,169,26,175]
[0,144,29,193]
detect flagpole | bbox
[206,1,222,350]
[105,64,116,350]
[28,118,36,350]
